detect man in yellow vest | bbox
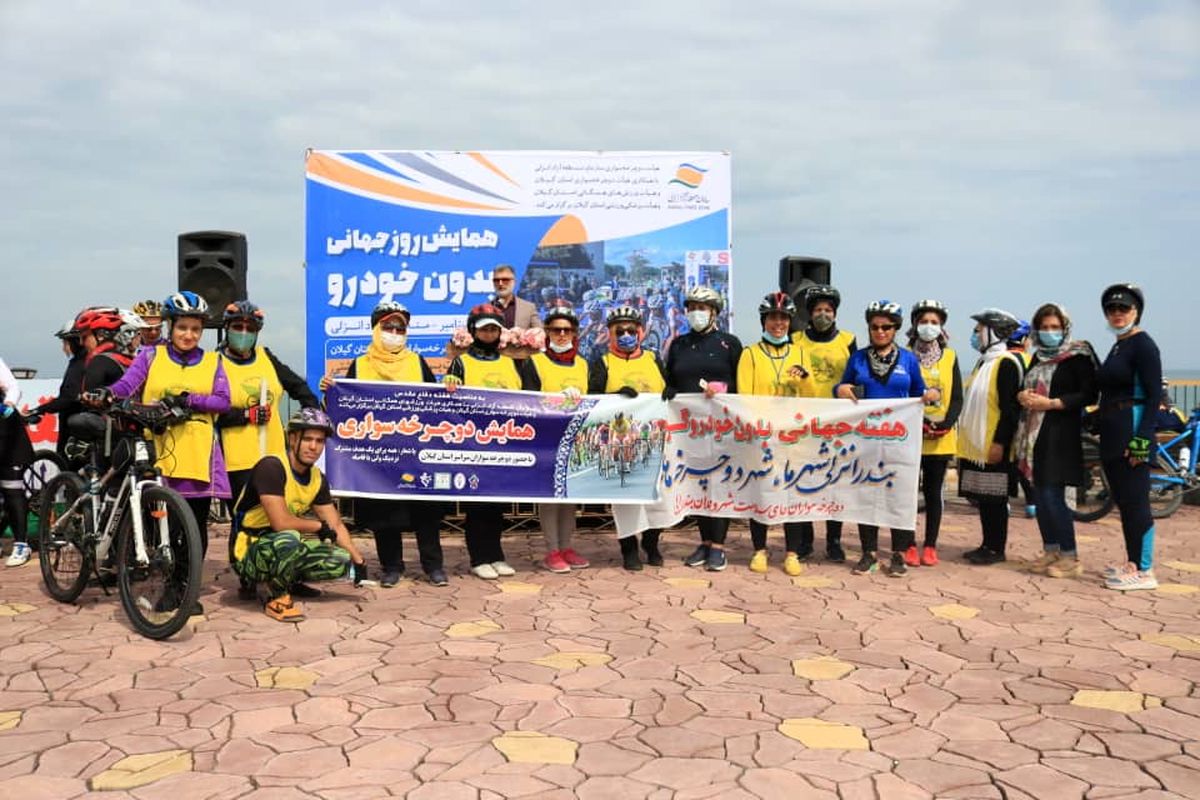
[232,408,368,622]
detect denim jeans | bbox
[1031,483,1076,554]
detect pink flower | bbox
[520,328,546,351]
[499,327,521,348]
[451,328,473,348]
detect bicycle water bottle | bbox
[1181,446,1191,474]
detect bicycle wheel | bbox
[116,485,202,640]
[1149,453,1184,519]
[1072,434,1114,522]
[37,472,92,603]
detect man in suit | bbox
[491,264,542,330]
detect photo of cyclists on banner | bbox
[564,399,668,497]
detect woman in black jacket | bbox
[1015,303,1098,578]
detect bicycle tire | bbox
[1149,453,1184,519]
[1072,434,1114,523]
[116,485,202,640]
[37,472,92,603]
[25,449,67,503]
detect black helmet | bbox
[970,308,1021,339]
[371,301,411,328]
[803,285,840,313]
[910,299,948,325]
[544,302,579,329]
[1101,283,1144,321]
[223,300,264,330]
[758,291,797,319]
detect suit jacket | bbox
[495,295,542,329]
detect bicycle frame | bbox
[1151,409,1200,488]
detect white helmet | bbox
[685,285,724,313]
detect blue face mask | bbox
[227,330,257,353]
[1037,330,1064,349]
[969,331,983,352]
[616,333,638,351]
[1108,321,1135,337]
[762,331,789,346]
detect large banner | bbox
[14,378,62,450]
[325,380,667,504]
[614,396,924,535]
[305,150,732,383]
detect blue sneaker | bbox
[684,544,710,567]
[705,548,727,572]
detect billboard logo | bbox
[668,162,707,189]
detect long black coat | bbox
[1029,351,1098,486]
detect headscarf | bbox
[362,320,416,381]
[958,336,1011,466]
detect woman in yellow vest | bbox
[444,303,521,580]
[737,292,812,576]
[338,301,448,588]
[905,300,962,568]
[790,284,857,562]
[958,308,1024,566]
[587,305,667,570]
[107,291,231,578]
[520,302,593,575]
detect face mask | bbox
[548,339,574,353]
[687,310,712,331]
[811,313,834,332]
[917,323,941,342]
[616,333,638,352]
[762,331,789,346]
[1037,330,1064,349]
[380,332,407,351]
[1108,321,1135,337]
[473,336,499,354]
[970,331,985,352]
[227,330,257,353]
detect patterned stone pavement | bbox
[2,501,1200,799]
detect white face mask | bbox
[687,310,712,331]
[548,339,573,353]
[380,332,407,351]
[917,323,941,342]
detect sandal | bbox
[264,594,305,623]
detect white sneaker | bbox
[1106,569,1158,591]
[5,542,31,567]
[471,563,499,580]
[491,561,516,577]
[1103,561,1135,579]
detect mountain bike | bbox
[0,410,67,541]
[37,399,202,640]
[1145,407,1200,518]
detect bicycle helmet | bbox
[223,300,264,329]
[1101,283,1144,320]
[113,310,147,354]
[910,299,948,324]
[606,305,643,326]
[803,284,841,312]
[970,308,1021,339]
[371,300,411,328]
[1008,319,1032,347]
[466,303,504,331]
[56,317,81,339]
[163,290,209,319]
[685,285,724,313]
[865,300,904,325]
[286,407,334,435]
[543,302,579,328]
[132,299,164,319]
[85,308,126,340]
[758,291,797,319]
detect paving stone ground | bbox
[2,499,1200,799]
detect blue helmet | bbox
[163,291,209,319]
[1008,319,1032,346]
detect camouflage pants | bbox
[236,530,350,598]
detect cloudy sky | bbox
[3,0,1197,378]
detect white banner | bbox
[614,396,923,535]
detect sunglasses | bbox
[613,327,638,336]
[1104,304,1133,314]
[381,322,407,332]
[869,324,897,332]
[492,277,514,284]
[546,326,575,335]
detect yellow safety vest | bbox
[790,329,854,398]
[736,341,812,397]
[602,351,665,394]
[529,352,589,393]
[142,346,219,482]
[918,347,958,457]
[233,455,325,562]
[354,351,425,382]
[959,352,1023,462]
[460,353,522,390]
[220,347,285,472]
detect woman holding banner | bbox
[736,292,811,576]
[836,300,933,578]
[444,303,520,580]
[667,286,742,572]
[520,302,592,574]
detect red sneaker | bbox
[543,551,570,573]
[560,548,590,569]
[903,545,920,567]
[921,546,939,567]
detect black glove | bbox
[661,386,677,401]
[83,387,114,408]
[617,386,639,399]
[161,392,190,411]
[352,561,368,586]
[316,522,336,543]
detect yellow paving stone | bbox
[0,710,21,731]
[1155,583,1199,595]
[1075,534,1100,543]
[1146,696,1164,708]
[663,577,710,589]
[531,652,613,670]
[778,718,869,750]
[444,620,502,638]
[1163,560,1200,574]
[690,609,745,624]
[497,582,543,595]
[792,657,856,681]
[1071,690,1150,714]
[0,602,36,616]
[791,576,833,589]
[88,749,192,791]
[255,666,319,690]
[1141,633,1200,653]
[928,603,980,620]
[493,731,578,765]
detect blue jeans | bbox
[1031,483,1076,554]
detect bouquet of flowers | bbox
[445,325,546,359]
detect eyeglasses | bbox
[546,327,574,335]
[869,324,897,332]
[492,277,514,284]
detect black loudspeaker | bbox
[177,231,248,327]
[779,256,832,332]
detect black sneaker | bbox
[290,582,323,598]
[852,552,878,575]
[889,553,907,577]
[963,546,989,562]
[380,569,403,588]
[795,545,814,561]
[641,537,664,567]
[705,548,727,572]
[968,548,1007,566]
[826,545,846,563]
[684,544,711,567]
[426,568,449,587]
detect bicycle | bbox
[37,398,202,640]
[0,410,67,542]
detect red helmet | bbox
[74,306,122,338]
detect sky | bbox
[2,0,1198,379]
